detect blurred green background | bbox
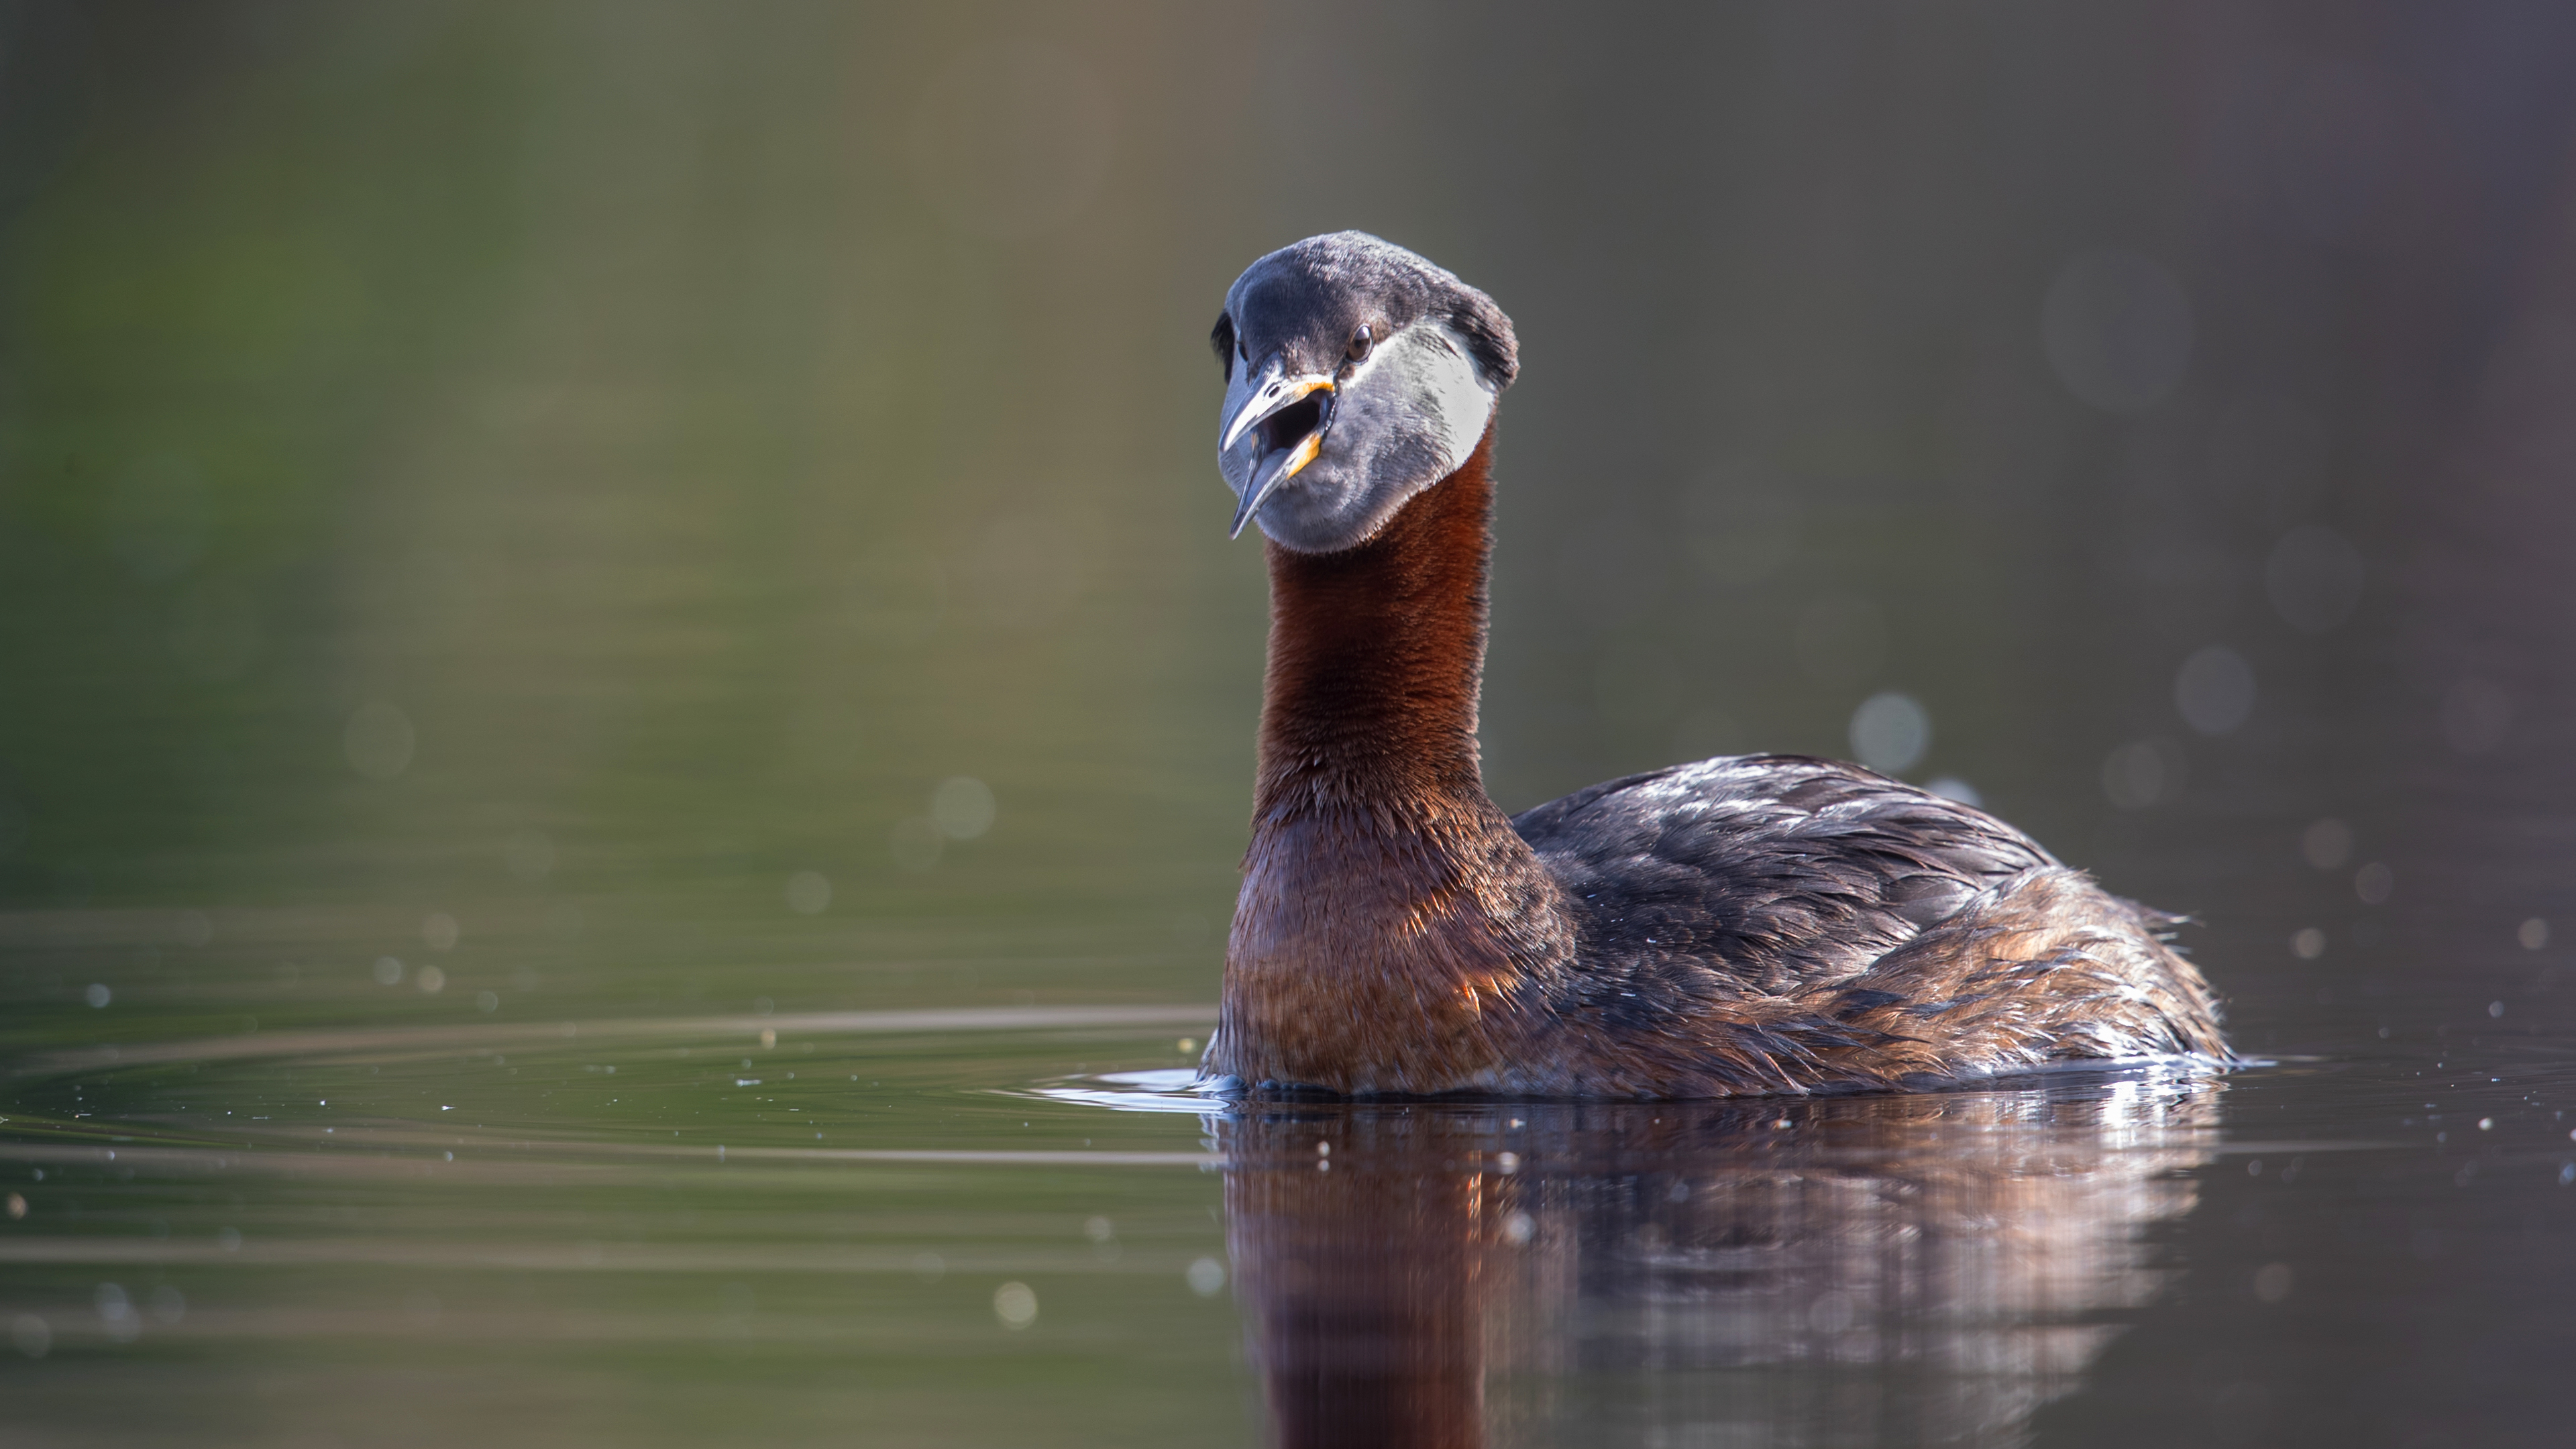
[5,0,2574,1041]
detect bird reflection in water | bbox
[1212,1071,2219,1448]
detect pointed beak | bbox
[1229,427,1326,539]
[1222,359,1336,539]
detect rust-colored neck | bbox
[1219,427,1572,1094]
[1255,430,1498,820]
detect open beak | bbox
[1222,360,1336,539]
[1230,427,1326,539]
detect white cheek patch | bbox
[1356,320,1497,477]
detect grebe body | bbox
[1205,233,2226,1097]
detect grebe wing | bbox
[1509,754,2059,994]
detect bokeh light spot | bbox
[930,777,996,841]
[991,1281,1038,1330]
[1849,692,1930,774]
[1185,1257,1227,1297]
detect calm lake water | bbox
[3,926,2571,1447]
[8,3,2576,1446]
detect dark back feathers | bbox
[1511,755,2059,996]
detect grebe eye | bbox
[1347,325,1373,362]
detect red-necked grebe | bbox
[1204,231,2226,1097]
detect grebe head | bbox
[1213,231,1517,553]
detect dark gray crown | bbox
[1211,232,1518,390]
